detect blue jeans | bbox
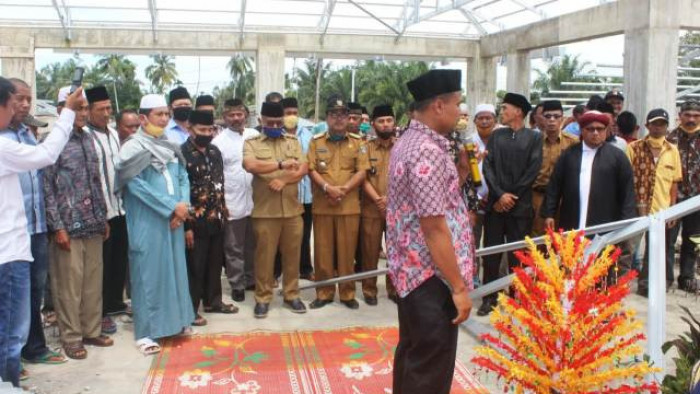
[0,261,30,387]
[22,233,50,361]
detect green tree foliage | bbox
[533,54,596,95]
[145,54,179,94]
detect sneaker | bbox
[101,316,117,334]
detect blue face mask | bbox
[263,126,283,138]
[328,133,345,142]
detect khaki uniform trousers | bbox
[49,236,103,344]
[252,216,303,304]
[313,214,360,301]
[360,217,396,299]
[531,190,547,236]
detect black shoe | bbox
[245,284,256,291]
[231,290,245,302]
[636,286,648,298]
[283,299,307,314]
[476,298,495,316]
[253,303,269,318]
[679,278,698,293]
[309,299,333,309]
[340,299,360,310]
[388,294,398,304]
[364,296,378,306]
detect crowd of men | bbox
[0,67,699,391]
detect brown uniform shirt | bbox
[308,132,370,215]
[532,131,578,191]
[243,134,305,219]
[361,137,395,219]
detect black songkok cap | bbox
[361,106,368,115]
[326,95,347,112]
[85,86,110,104]
[169,86,190,105]
[407,69,461,102]
[188,110,214,126]
[195,94,215,107]
[542,100,563,113]
[348,102,363,114]
[502,92,532,115]
[261,102,284,118]
[224,98,244,108]
[371,104,394,120]
[281,97,298,109]
[596,102,615,116]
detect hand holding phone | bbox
[70,67,85,94]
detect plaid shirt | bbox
[386,121,475,297]
[43,129,107,238]
[667,127,700,201]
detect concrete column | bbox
[506,51,530,98]
[467,56,498,112]
[0,34,36,106]
[255,43,285,113]
[623,0,680,126]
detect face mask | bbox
[172,107,191,122]
[194,134,213,147]
[456,118,468,131]
[359,122,371,134]
[328,133,345,142]
[377,131,394,140]
[263,126,283,139]
[143,122,165,137]
[284,115,299,130]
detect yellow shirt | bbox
[243,134,306,218]
[626,138,683,213]
[308,132,370,215]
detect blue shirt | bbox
[295,126,314,204]
[165,119,189,145]
[0,124,47,234]
[564,122,580,137]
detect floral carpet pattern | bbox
[143,326,487,393]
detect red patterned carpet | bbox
[143,326,487,393]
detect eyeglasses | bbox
[543,114,562,120]
[328,111,349,119]
[583,126,607,133]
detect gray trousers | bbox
[223,217,256,291]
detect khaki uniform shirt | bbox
[308,132,370,215]
[532,131,578,191]
[361,137,395,219]
[243,134,305,219]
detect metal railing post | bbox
[647,215,666,381]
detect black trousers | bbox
[187,231,224,312]
[300,203,314,276]
[482,211,532,300]
[102,215,129,315]
[668,210,700,284]
[393,276,458,394]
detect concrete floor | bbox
[21,271,699,394]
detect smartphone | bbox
[69,67,85,94]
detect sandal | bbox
[20,365,29,381]
[135,338,161,356]
[83,335,114,347]
[23,349,68,364]
[203,303,238,314]
[63,341,87,360]
[192,314,207,326]
[42,311,57,328]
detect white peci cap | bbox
[139,94,168,109]
[474,104,496,116]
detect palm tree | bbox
[533,54,594,94]
[145,54,179,94]
[227,54,254,99]
[291,59,332,119]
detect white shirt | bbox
[0,109,75,265]
[473,132,489,200]
[212,127,259,220]
[86,124,124,220]
[578,143,599,230]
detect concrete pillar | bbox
[467,56,498,112]
[0,34,36,107]
[255,43,285,113]
[506,51,530,98]
[623,0,680,127]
